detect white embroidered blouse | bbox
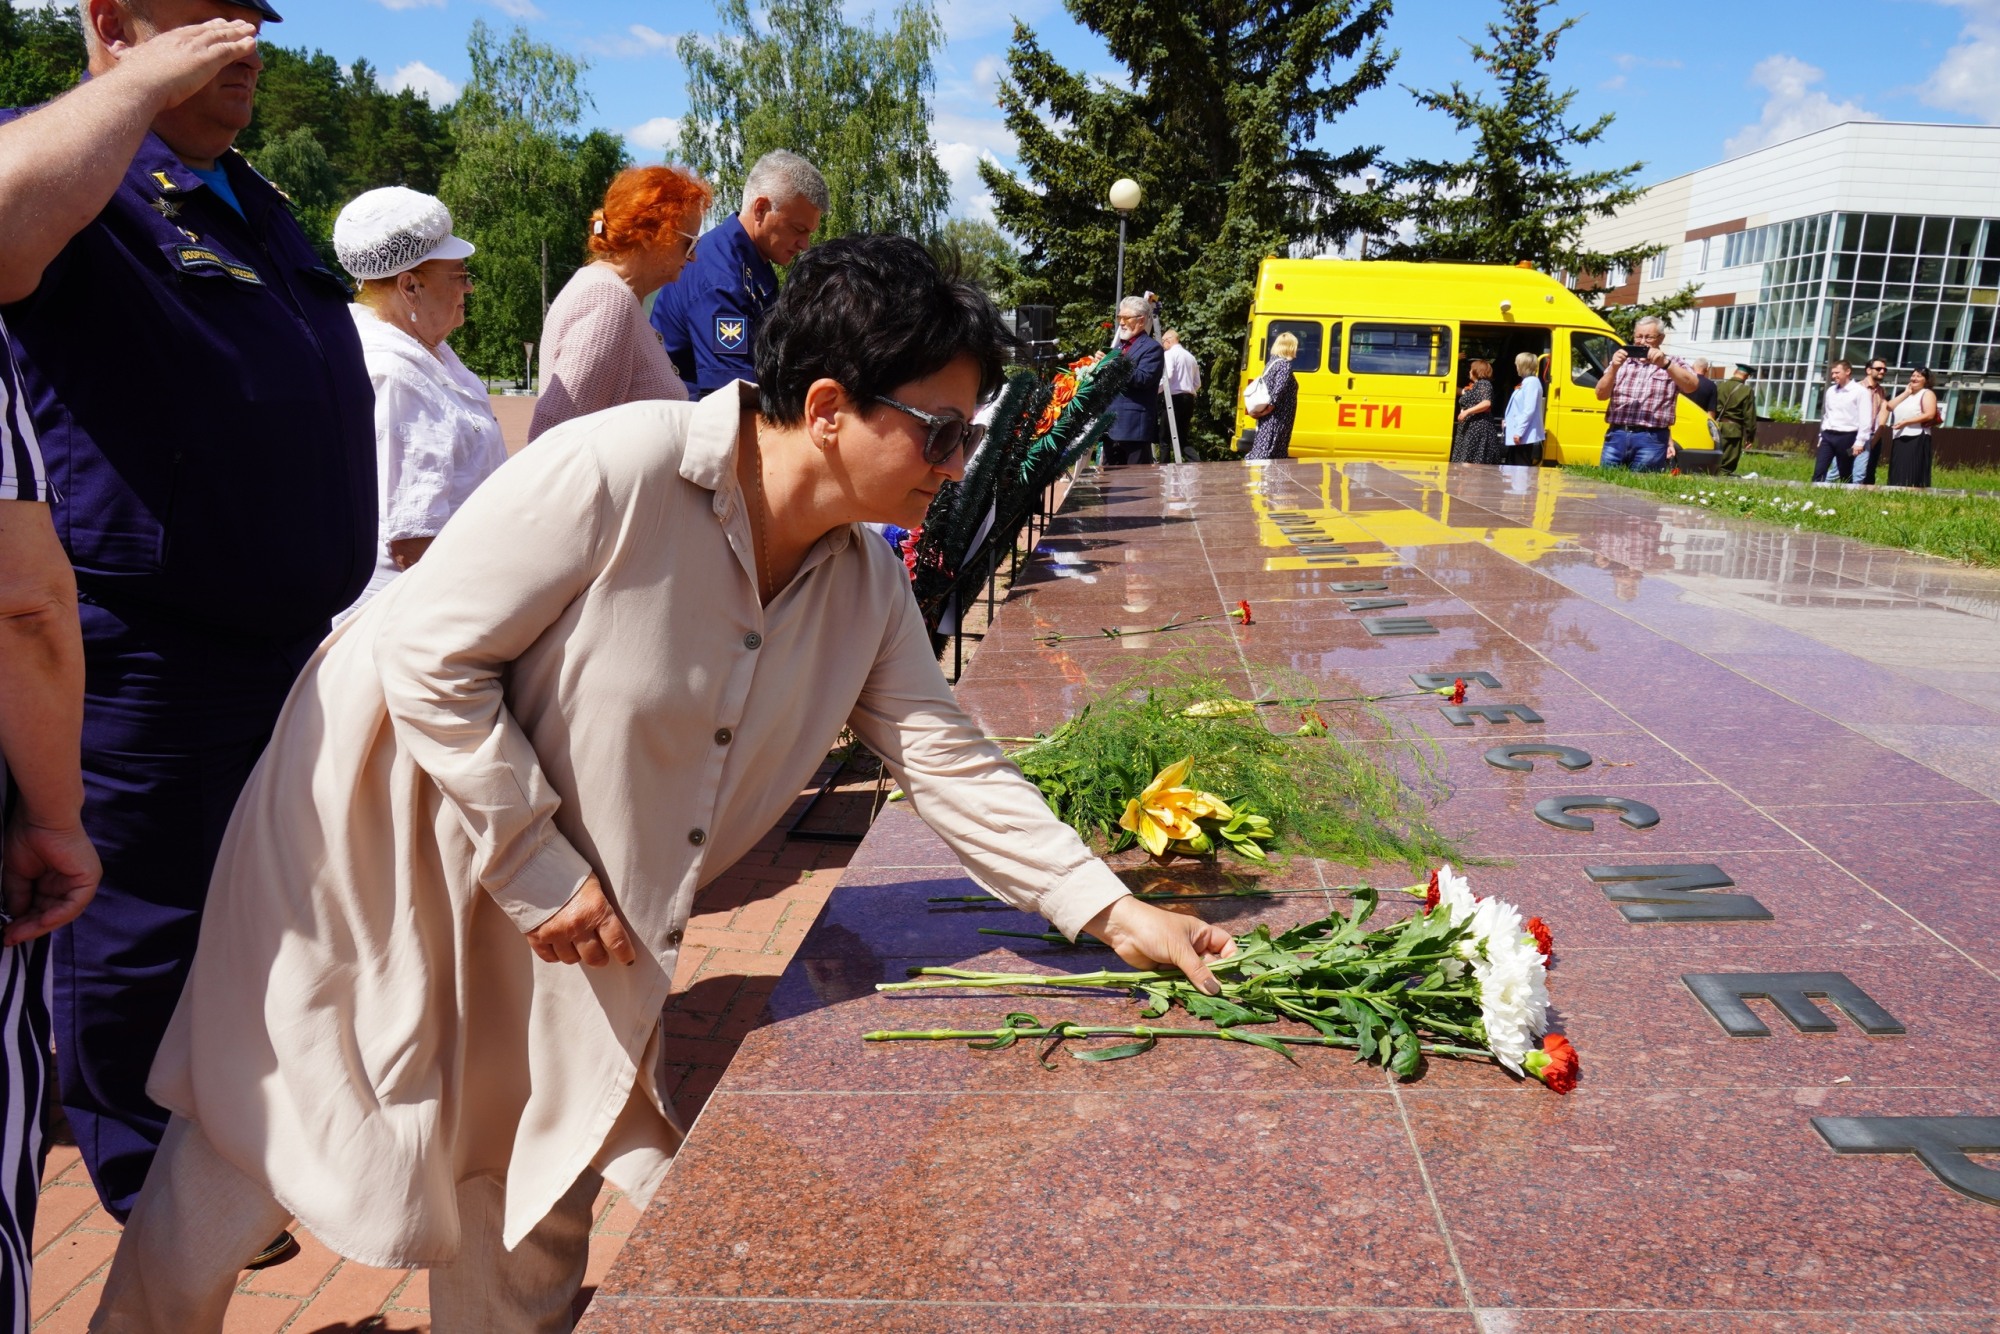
[342,304,509,618]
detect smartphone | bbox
[1621,345,1650,359]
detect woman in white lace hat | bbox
[333,186,508,620]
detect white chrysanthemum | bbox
[1465,894,1550,1074]
[1434,864,1478,919]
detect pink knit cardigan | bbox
[529,262,689,442]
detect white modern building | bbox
[1573,121,2000,425]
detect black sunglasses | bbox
[874,396,985,465]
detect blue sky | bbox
[259,0,2000,222]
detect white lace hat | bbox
[333,186,476,281]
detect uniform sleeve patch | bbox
[174,245,265,286]
[715,317,746,351]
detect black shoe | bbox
[244,1230,300,1270]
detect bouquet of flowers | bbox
[867,864,1579,1092]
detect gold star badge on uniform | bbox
[150,196,182,220]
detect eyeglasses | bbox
[874,395,985,465]
[1868,365,1887,374]
[678,228,700,261]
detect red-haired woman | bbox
[528,165,714,442]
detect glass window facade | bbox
[1711,211,2000,424]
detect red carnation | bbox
[1525,1034,1579,1094]
[1449,678,1467,705]
[1233,599,1254,625]
[1525,916,1553,962]
[1424,869,1440,912]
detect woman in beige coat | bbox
[91,236,1233,1334]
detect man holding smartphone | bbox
[1596,316,1700,471]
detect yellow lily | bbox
[1118,758,1235,856]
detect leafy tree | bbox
[982,2,1396,456]
[0,3,85,109]
[238,47,457,200]
[251,125,340,261]
[677,0,950,239]
[440,21,626,379]
[932,218,1021,306]
[1381,0,1697,327]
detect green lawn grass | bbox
[1564,465,2000,568]
[1736,451,2000,492]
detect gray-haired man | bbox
[650,148,827,398]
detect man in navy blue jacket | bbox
[1104,297,1165,464]
[651,150,826,398]
[1,0,374,1252]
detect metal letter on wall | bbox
[1363,617,1438,637]
[1682,972,1905,1037]
[1441,704,1545,727]
[1585,864,1773,923]
[1536,796,1660,831]
[1484,744,1593,772]
[1344,597,1408,611]
[1412,672,1502,690]
[1813,1117,2000,1207]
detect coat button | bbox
[667,928,684,946]
[688,828,707,846]
[743,631,763,650]
[714,728,733,745]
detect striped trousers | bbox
[1,936,52,1334]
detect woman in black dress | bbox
[1451,359,1503,464]
[1885,367,1940,488]
[1246,332,1299,460]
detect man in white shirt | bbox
[1160,329,1201,457]
[1813,360,1874,484]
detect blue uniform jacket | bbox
[0,122,377,642]
[1108,333,1165,440]
[649,214,777,399]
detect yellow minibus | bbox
[1233,259,1713,462]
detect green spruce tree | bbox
[1382,0,1696,328]
[677,0,950,239]
[984,1,1396,456]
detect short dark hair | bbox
[1830,359,1852,372]
[755,234,1009,426]
[1911,366,1933,387]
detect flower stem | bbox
[860,1022,1491,1061]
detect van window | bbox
[1350,323,1451,376]
[1570,332,1621,388]
[1266,320,1329,373]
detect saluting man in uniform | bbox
[0,0,375,1265]
[650,149,826,399]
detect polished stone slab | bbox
[580,460,2000,1331]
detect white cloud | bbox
[485,0,544,17]
[389,60,460,105]
[1723,55,1878,159]
[371,0,445,9]
[585,24,676,58]
[1611,53,1683,71]
[626,116,679,157]
[1923,1,2000,121]
[935,141,1002,223]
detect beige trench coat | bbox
[149,385,1128,1267]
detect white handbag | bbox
[1243,377,1272,414]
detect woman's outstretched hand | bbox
[1082,894,1236,995]
[526,875,637,967]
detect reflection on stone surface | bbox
[580,460,2000,1331]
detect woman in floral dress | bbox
[1245,331,1299,460]
[1451,359,1504,465]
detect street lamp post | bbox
[1109,177,1142,350]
